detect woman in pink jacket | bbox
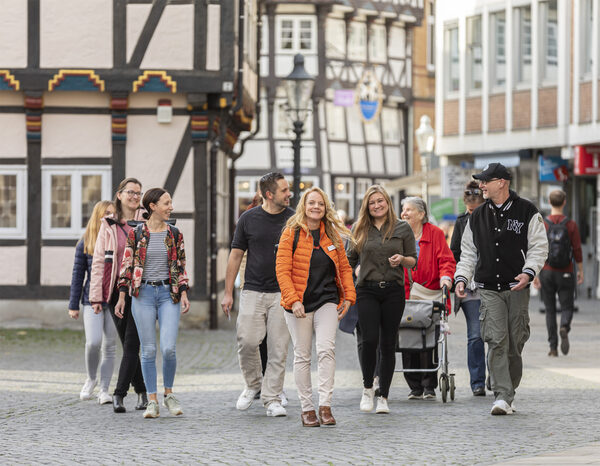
[90,177,147,413]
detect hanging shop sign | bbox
[355,70,383,123]
[574,145,600,175]
[333,89,355,107]
[538,155,569,182]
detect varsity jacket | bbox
[454,190,548,291]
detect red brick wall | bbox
[512,90,531,130]
[538,87,557,128]
[579,82,592,123]
[443,99,459,135]
[465,97,482,133]
[488,94,505,132]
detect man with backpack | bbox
[533,190,584,357]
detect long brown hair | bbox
[284,187,353,248]
[114,177,142,221]
[353,185,397,253]
[83,200,114,254]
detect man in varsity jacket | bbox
[454,163,548,416]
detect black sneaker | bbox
[472,387,486,396]
[408,390,423,400]
[423,389,436,399]
[560,327,570,355]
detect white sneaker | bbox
[279,390,288,408]
[360,388,375,412]
[266,401,287,417]
[510,401,517,412]
[375,396,390,414]
[97,390,112,405]
[491,399,513,415]
[236,388,259,410]
[79,379,97,401]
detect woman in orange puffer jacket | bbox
[276,187,356,428]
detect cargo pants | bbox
[479,288,531,404]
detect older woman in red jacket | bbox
[401,196,456,400]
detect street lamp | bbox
[283,53,315,207]
[415,114,435,204]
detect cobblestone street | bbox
[1,296,599,465]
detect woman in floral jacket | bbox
[115,187,190,419]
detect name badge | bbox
[327,245,336,251]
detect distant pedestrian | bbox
[276,187,355,426]
[401,196,455,400]
[455,163,548,415]
[90,177,147,413]
[533,189,584,357]
[347,185,417,414]
[69,200,117,404]
[115,188,190,419]
[450,181,487,396]
[221,172,293,417]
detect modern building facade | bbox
[0,0,259,327]
[435,0,600,296]
[233,0,425,221]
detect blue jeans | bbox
[460,299,486,391]
[131,284,181,395]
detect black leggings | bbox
[356,285,405,398]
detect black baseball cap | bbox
[472,162,512,182]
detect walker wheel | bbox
[449,374,456,401]
[439,375,448,403]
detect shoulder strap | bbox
[559,216,569,226]
[292,228,300,254]
[134,223,144,246]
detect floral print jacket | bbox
[117,223,189,303]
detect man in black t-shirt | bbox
[221,172,293,417]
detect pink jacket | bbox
[89,210,145,304]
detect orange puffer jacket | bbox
[276,222,356,310]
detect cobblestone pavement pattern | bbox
[1,296,599,465]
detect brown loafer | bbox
[301,410,320,427]
[318,406,336,426]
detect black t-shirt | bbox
[231,206,294,292]
[302,229,339,313]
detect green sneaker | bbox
[143,400,160,418]
[163,393,183,416]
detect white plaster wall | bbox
[0,0,27,67]
[41,115,111,157]
[0,92,23,106]
[43,92,110,108]
[128,92,187,108]
[0,114,26,157]
[235,141,271,169]
[126,4,152,63]
[40,0,113,68]
[126,115,189,188]
[171,148,194,212]
[41,247,74,285]
[0,247,26,285]
[176,219,194,287]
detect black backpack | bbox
[545,217,572,268]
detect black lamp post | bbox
[283,54,315,207]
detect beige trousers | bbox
[284,302,338,412]
[236,289,290,406]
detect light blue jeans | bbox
[131,284,181,395]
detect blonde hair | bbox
[353,185,398,254]
[285,187,353,248]
[83,200,114,254]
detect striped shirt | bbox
[142,230,169,281]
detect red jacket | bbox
[404,222,456,310]
[542,214,583,273]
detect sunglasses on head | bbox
[464,189,482,195]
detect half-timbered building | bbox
[0,0,259,327]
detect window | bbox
[467,16,482,92]
[355,178,372,215]
[333,177,353,218]
[369,24,387,63]
[326,19,346,59]
[276,16,316,54]
[490,11,506,88]
[42,166,111,239]
[364,118,381,143]
[0,166,27,239]
[235,177,260,220]
[446,25,459,94]
[540,0,558,83]
[514,6,532,86]
[274,97,313,140]
[427,0,435,71]
[326,102,346,140]
[581,0,593,78]
[381,107,400,144]
[348,22,367,62]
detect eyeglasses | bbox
[479,178,500,185]
[464,189,482,195]
[122,190,143,198]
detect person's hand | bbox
[337,300,351,321]
[388,254,404,268]
[291,301,306,318]
[92,303,103,314]
[440,278,452,291]
[180,291,190,314]
[68,310,79,320]
[577,271,584,285]
[455,281,466,298]
[114,298,125,319]
[533,276,541,290]
[511,273,530,291]
[221,292,233,317]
